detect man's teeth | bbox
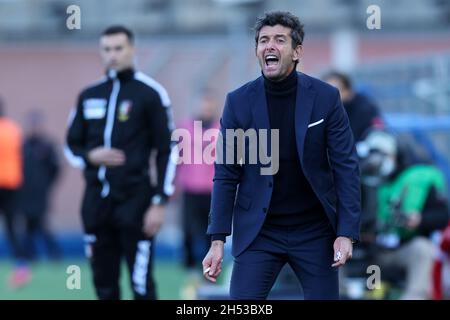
[265,55,279,66]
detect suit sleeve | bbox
[326,90,361,242]
[65,94,88,170]
[148,92,177,203]
[207,94,243,238]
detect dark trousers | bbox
[23,213,61,260]
[0,188,25,261]
[230,217,339,300]
[182,192,211,268]
[82,184,155,300]
[85,224,156,300]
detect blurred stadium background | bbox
[1,0,450,299]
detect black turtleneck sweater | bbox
[264,69,323,225]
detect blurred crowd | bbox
[0,98,61,288]
[322,71,450,300]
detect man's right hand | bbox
[202,240,224,283]
[87,147,126,167]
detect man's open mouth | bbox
[265,54,279,67]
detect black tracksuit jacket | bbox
[65,68,176,230]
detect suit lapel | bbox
[295,72,316,164]
[251,76,270,130]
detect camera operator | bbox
[359,130,449,299]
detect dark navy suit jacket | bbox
[207,72,361,257]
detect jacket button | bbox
[268,182,273,188]
[263,208,267,213]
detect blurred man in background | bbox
[324,71,384,142]
[324,72,385,296]
[20,110,61,261]
[65,26,176,300]
[0,97,31,288]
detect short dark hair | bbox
[101,25,134,44]
[254,11,305,48]
[323,71,352,90]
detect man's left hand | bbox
[332,236,353,267]
[143,204,165,237]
